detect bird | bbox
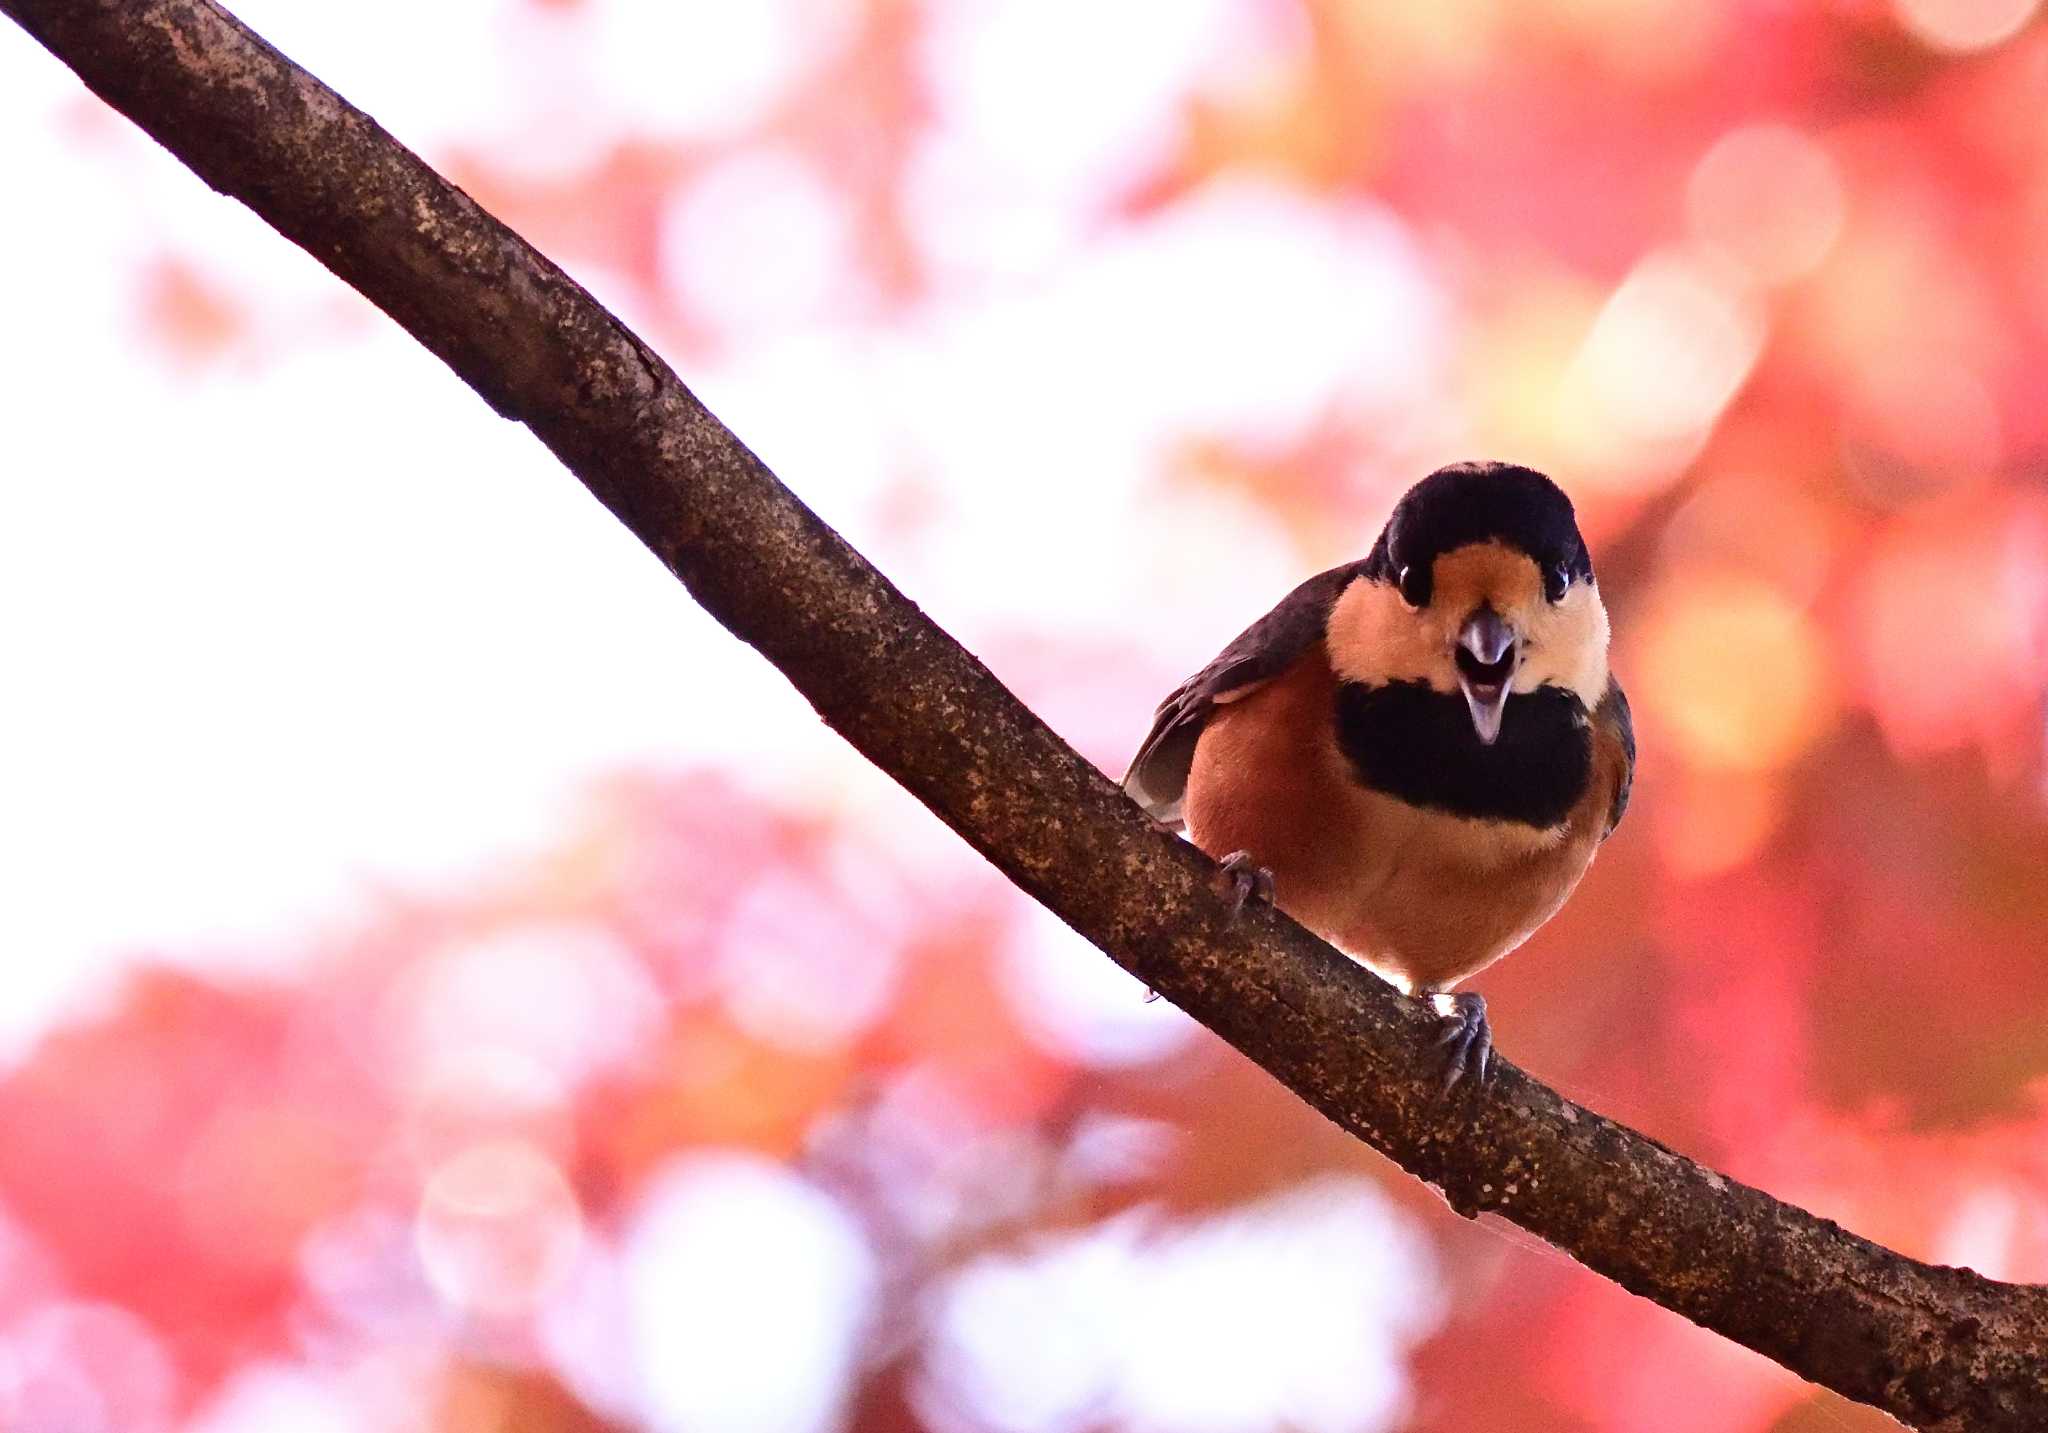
[1123,461,1634,1089]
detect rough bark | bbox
[4,1,2043,1426]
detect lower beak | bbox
[1456,608,1518,746]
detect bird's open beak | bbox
[1455,606,1518,745]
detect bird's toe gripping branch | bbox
[1216,850,1277,916]
[1432,990,1493,1093]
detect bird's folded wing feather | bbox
[1594,677,1635,839]
[1121,561,1368,829]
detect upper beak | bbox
[1456,606,1518,745]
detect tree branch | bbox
[4,1,2042,1425]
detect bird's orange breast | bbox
[1183,642,1618,994]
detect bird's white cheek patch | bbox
[1513,583,1611,705]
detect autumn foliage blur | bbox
[6,0,2048,1429]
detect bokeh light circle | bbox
[415,1139,583,1318]
[1686,123,1845,284]
[1893,0,2041,52]
[1560,247,1766,486]
[1637,575,1836,773]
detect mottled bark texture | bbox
[5,1,2044,1425]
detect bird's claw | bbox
[1430,991,1493,1094]
[1216,850,1276,916]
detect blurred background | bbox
[4,0,2048,1428]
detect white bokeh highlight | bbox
[913,0,1251,274]
[661,150,864,338]
[716,871,905,1054]
[389,922,664,1089]
[1686,123,1846,286]
[414,1138,585,1318]
[1893,0,2042,51]
[1001,903,1200,1067]
[582,0,854,143]
[1561,246,1766,486]
[623,1154,877,1433]
[921,1177,1445,1433]
[0,1302,176,1433]
[184,1365,360,1433]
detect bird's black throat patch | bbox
[1334,680,1592,827]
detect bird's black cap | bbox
[1364,461,1592,588]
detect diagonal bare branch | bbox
[4,1,2043,1426]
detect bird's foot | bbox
[1429,991,1493,1094]
[1216,850,1276,916]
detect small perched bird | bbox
[1124,462,1633,1087]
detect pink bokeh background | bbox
[4,1,2047,1429]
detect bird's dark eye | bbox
[1543,562,1571,603]
[1398,564,1431,608]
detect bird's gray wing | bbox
[1594,676,1635,839]
[1121,561,1369,829]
